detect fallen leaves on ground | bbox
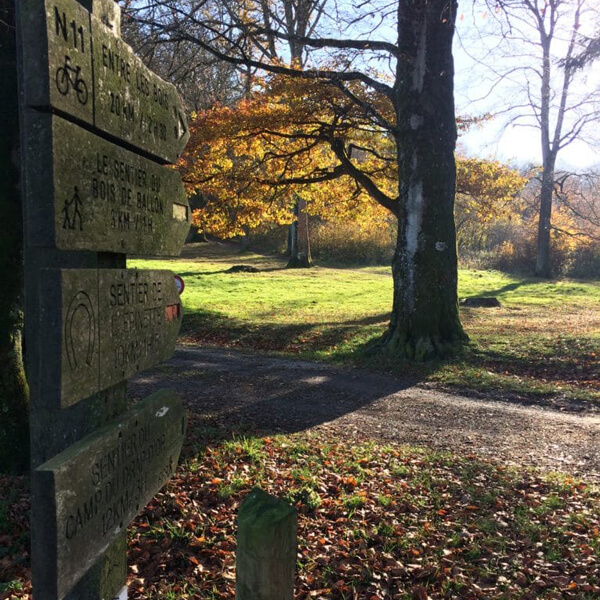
[127,423,600,599]
[1,423,599,600]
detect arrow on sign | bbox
[175,108,190,149]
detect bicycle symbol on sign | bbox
[55,55,89,105]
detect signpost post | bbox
[16,0,191,598]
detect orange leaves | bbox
[180,69,532,242]
[177,73,398,238]
[456,157,527,219]
[342,475,358,489]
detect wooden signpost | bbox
[20,0,189,163]
[40,269,183,408]
[16,0,191,598]
[26,115,190,256]
[33,390,187,599]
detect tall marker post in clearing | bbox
[16,0,191,597]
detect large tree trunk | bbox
[535,160,555,278]
[377,0,466,360]
[0,0,29,473]
[286,196,313,268]
[535,32,555,279]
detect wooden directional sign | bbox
[24,114,190,255]
[17,1,191,599]
[32,389,187,600]
[20,0,190,163]
[39,269,183,408]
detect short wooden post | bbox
[236,488,297,600]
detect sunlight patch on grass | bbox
[130,249,599,400]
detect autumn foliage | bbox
[456,169,600,277]
[178,69,600,277]
[179,76,525,241]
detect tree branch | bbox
[247,25,399,55]
[130,11,395,99]
[330,137,398,214]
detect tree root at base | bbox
[369,329,468,362]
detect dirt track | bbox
[130,347,600,482]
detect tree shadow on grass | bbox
[178,243,288,267]
[475,277,574,301]
[465,343,599,387]
[175,265,290,277]
[466,281,530,299]
[180,306,600,387]
[180,308,391,354]
[177,307,466,385]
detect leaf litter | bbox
[1,422,599,599]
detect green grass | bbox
[0,581,25,593]
[131,243,600,401]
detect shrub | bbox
[310,218,396,265]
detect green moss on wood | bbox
[239,488,296,531]
[0,0,29,474]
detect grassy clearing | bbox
[2,247,597,598]
[3,425,599,599]
[132,244,600,402]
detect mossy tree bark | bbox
[375,0,467,360]
[0,0,30,474]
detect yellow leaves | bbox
[457,157,526,205]
[178,73,398,238]
[179,71,527,240]
[455,157,527,224]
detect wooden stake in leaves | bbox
[236,488,297,600]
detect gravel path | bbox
[130,347,600,482]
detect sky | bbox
[126,0,599,172]
[452,3,600,171]
[326,0,600,171]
